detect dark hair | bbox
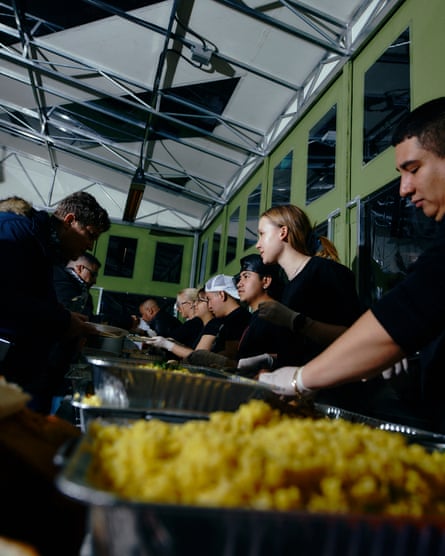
[237,254,286,300]
[54,192,110,232]
[79,252,102,269]
[391,97,445,157]
[261,204,340,261]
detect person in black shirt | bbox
[0,191,110,413]
[169,288,204,348]
[139,297,181,338]
[235,254,302,375]
[256,204,363,363]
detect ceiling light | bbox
[123,167,145,222]
[190,42,213,66]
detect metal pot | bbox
[85,324,128,355]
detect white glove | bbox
[381,357,408,380]
[138,319,157,337]
[237,353,274,372]
[145,336,175,352]
[258,366,300,396]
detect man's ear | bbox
[63,212,76,226]
[263,275,272,290]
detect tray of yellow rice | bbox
[56,400,445,556]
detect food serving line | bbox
[54,326,445,556]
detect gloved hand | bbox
[381,357,408,380]
[257,301,299,331]
[138,319,157,337]
[145,336,175,352]
[237,353,274,372]
[258,366,301,396]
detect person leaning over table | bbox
[0,191,110,413]
[259,97,445,434]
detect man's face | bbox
[59,214,101,259]
[140,303,155,322]
[205,291,224,317]
[396,136,445,222]
[78,263,99,287]
[236,270,262,304]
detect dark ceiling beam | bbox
[11,0,59,170]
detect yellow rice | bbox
[85,399,445,516]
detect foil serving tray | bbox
[56,409,445,556]
[77,355,276,414]
[315,403,445,451]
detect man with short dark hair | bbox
[0,191,110,412]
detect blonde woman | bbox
[169,288,203,348]
[256,204,363,360]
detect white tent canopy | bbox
[0,0,401,232]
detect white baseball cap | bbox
[205,274,240,300]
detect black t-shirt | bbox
[211,306,251,354]
[170,316,204,348]
[150,310,181,337]
[237,311,305,370]
[281,256,363,361]
[282,256,362,325]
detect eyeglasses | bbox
[83,265,98,278]
[176,301,192,309]
[197,298,208,303]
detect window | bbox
[104,236,137,278]
[198,238,208,285]
[363,28,410,163]
[152,242,183,283]
[244,184,261,250]
[225,207,240,265]
[272,151,292,206]
[306,105,337,204]
[210,225,221,275]
[359,180,438,306]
